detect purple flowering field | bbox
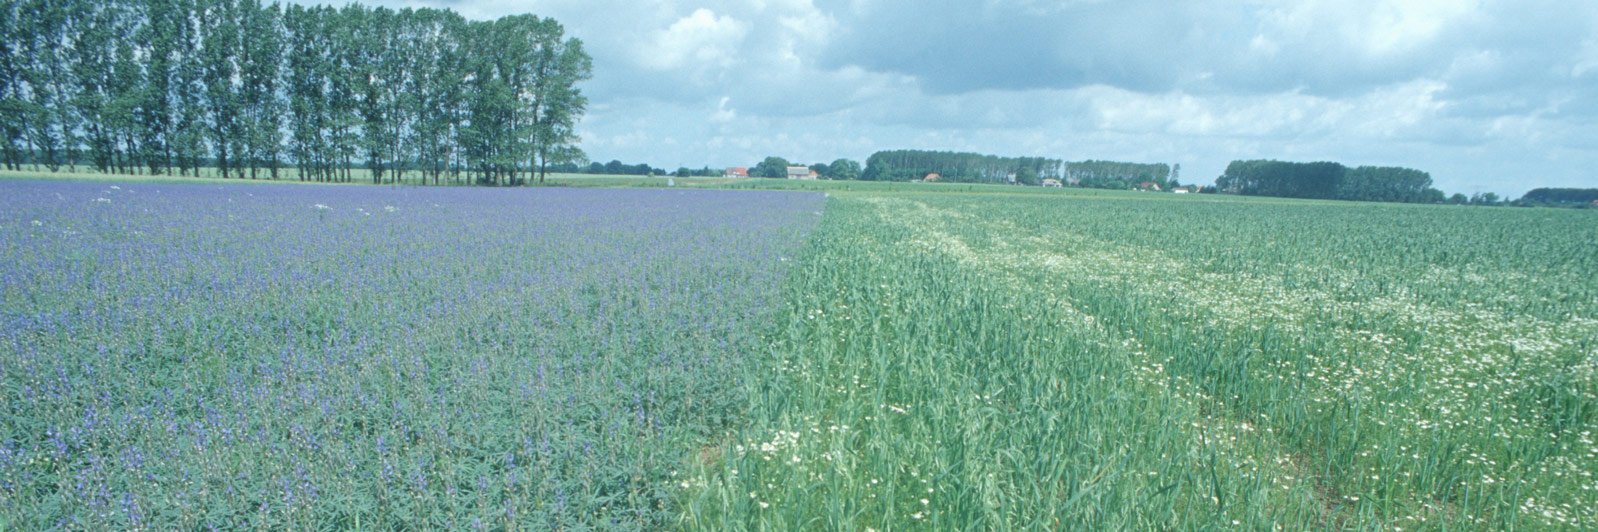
[0,181,825,528]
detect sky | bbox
[308,0,1596,196]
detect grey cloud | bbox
[819,0,1598,99]
[816,0,1229,94]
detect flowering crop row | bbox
[0,181,824,529]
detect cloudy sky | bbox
[327,0,1594,195]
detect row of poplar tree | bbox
[0,0,591,186]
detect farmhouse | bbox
[1172,187,1189,194]
[1137,181,1162,191]
[1041,178,1063,188]
[724,167,748,178]
[923,172,941,182]
[787,166,818,180]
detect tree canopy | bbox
[752,156,791,178]
[1216,160,1445,203]
[861,150,1063,184]
[827,159,862,180]
[1520,188,1598,206]
[1064,160,1172,189]
[0,0,590,186]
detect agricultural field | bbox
[680,186,1598,529]
[3,177,1596,529]
[0,181,823,528]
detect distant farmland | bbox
[3,178,1594,529]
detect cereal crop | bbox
[680,188,1597,529]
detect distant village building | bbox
[1041,178,1063,188]
[923,172,941,182]
[1137,181,1162,191]
[724,167,748,178]
[786,166,817,180]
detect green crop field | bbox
[3,175,1594,529]
[675,182,1597,529]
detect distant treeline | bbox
[0,0,590,186]
[1520,188,1598,207]
[547,160,668,176]
[853,150,1181,189]
[1216,160,1445,203]
[860,150,1064,185]
[1064,160,1174,189]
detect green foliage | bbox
[862,149,1062,183]
[1065,159,1171,189]
[1338,166,1439,202]
[827,158,861,180]
[662,166,721,178]
[1521,187,1598,207]
[752,156,790,178]
[1217,159,1447,203]
[1,0,589,186]
[1469,192,1503,206]
[1014,164,1040,186]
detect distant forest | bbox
[857,150,1177,189]
[740,150,1582,208]
[1216,160,1446,204]
[1063,160,1175,189]
[861,150,1064,185]
[0,0,591,186]
[1521,188,1598,206]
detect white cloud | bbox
[638,8,749,71]
[1574,37,1598,78]
[710,96,738,123]
[1259,0,1480,58]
